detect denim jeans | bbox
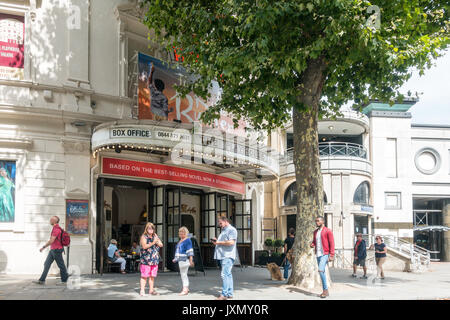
[283,260,290,279]
[39,249,69,282]
[316,254,329,290]
[219,258,234,297]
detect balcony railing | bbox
[283,142,367,162]
[280,142,372,176]
[319,142,367,159]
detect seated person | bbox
[131,241,141,255]
[107,239,126,274]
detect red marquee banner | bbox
[102,157,245,194]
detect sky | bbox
[401,50,450,125]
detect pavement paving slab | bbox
[0,262,449,300]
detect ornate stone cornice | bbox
[0,137,33,150]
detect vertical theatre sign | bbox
[0,13,24,80]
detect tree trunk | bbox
[288,57,329,292]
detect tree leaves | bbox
[141,0,449,131]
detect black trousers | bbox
[39,249,69,282]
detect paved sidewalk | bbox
[0,263,449,300]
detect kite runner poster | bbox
[137,52,246,136]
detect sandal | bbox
[150,291,160,295]
[140,290,145,296]
[179,289,189,296]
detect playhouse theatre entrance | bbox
[97,179,252,273]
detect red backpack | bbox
[59,226,71,247]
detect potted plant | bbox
[258,251,269,265]
[264,238,274,255]
[274,239,284,253]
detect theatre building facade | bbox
[1,0,449,276]
[0,0,278,275]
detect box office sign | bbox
[110,128,152,139]
[108,127,191,142]
[102,157,245,194]
[66,200,89,235]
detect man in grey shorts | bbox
[352,233,367,278]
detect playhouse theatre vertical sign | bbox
[0,13,24,80]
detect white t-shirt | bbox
[316,228,324,257]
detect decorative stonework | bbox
[61,138,90,154]
[414,147,441,175]
[65,188,89,200]
[115,1,147,21]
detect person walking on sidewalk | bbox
[283,228,295,280]
[212,216,238,300]
[352,233,367,279]
[172,226,195,295]
[33,216,69,285]
[310,216,335,298]
[370,235,387,279]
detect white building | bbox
[268,101,450,267]
[0,0,448,276]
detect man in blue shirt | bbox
[212,216,237,300]
[107,239,126,274]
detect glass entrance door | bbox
[233,199,252,265]
[201,192,217,266]
[166,187,181,271]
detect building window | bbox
[284,182,327,206]
[284,182,297,206]
[286,132,294,150]
[385,192,402,209]
[353,182,370,205]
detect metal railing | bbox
[283,142,367,163]
[319,142,367,159]
[364,234,431,271]
[332,234,433,272]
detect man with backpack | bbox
[33,216,69,285]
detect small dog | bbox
[267,262,284,281]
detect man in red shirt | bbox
[33,216,69,285]
[310,216,335,298]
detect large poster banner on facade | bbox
[137,52,246,136]
[66,200,89,235]
[102,157,245,194]
[0,160,15,223]
[0,14,24,80]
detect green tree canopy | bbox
[143,0,449,131]
[142,0,449,291]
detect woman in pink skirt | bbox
[139,222,163,296]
